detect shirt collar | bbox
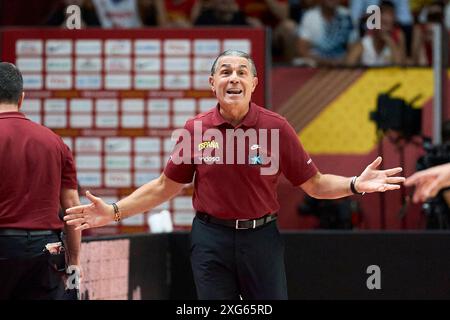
[212,102,259,128]
[0,111,26,120]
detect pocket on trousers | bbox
[46,250,66,273]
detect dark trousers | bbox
[190,217,288,300]
[0,233,66,300]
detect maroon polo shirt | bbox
[0,112,77,230]
[164,102,318,220]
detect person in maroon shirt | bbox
[65,50,405,299]
[0,62,81,299]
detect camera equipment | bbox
[370,83,422,139]
[369,84,424,229]
[416,139,450,229]
[422,194,449,229]
[298,196,360,229]
[416,139,450,170]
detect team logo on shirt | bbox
[249,155,263,165]
[171,121,281,175]
[198,156,221,164]
[198,140,219,151]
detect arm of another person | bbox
[60,188,82,266]
[64,173,184,230]
[383,30,406,65]
[301,157,405,199]
[345,41,363,66]
[265,0,289,21]
[297,32,342,66]
[191,0,211,24]
[410,24,426,66]
[297,29,341,67]
[153,0,168,26]
[405,163,450,203]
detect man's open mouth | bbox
[226,89,243,95]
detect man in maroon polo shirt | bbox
[65,50,405,299]
[0,62,81,299]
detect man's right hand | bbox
[405,163,450,203]
[64,191,114,230]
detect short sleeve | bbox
[163,121,196,184]
[298,10,315,40]
[280,121,318,186]
[61,143,78,189]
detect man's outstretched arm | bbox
[405,162,450,203]
[60,188,82,266]
[64,173,185,230]
[301,157,405,199]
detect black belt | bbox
[196,212,277,230]
[0,229,60,236]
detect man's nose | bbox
[229,71,239,82]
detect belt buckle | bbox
[235,219,256,230]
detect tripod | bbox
[376,130,424,229]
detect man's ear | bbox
[251,77,258,92]
[17,92,25,109]
[209,76,215,93]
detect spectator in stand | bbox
[194,0,249,26]
[89,0,141,28]
[350,0,413,33]
[411,0,446,66]
[297,0,355,67]
[411,0,450,31]
[48,0,168,28]
[350,0,413,57]
[164,0,199,27]
[346,1,406,66]
[138,0,167,26]
[237,0,289,27]
[236,0,298,63]
[47,0,100,27]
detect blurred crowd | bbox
[1,0,449,66]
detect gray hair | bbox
[210,50,257,77]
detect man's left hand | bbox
[356,157,405,193]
